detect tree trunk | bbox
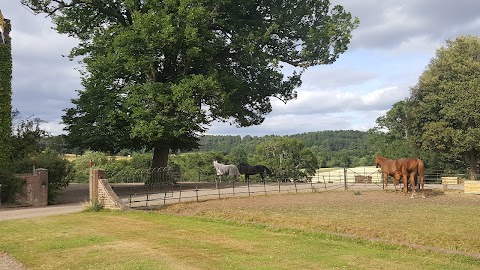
[467,151,478,180]
[145,144,171,185]
[152,144,169,168]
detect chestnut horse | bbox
[397,158,425,198]
[375,156,406,192]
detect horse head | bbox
[262,165,272,175]
[375,156,385,168]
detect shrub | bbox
[67,151,109,183]
[12,150,72,204]
[35,150,72,204]
[0,163,24,203]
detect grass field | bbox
[1,190,479,269]
[63,154,132,162]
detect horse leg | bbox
[384,173,388,192]
[393,174,400,193]
[410,173,417,199]
[402,174,408,196]
[420,174,425,198]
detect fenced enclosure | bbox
[106,166,465,208]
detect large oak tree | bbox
[408,36,480,179]
[22,0,359,167]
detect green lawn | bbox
[1,200,479,270]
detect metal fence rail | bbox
[106,167,466,208]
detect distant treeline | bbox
[192,130,373,167]
[38,130,462,172]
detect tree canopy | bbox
[23,0,359,167]
[408,35,480,179]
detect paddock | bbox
[104,166,465,209]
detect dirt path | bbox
[0,252,27,270]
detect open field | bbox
[0,190,479,269]
[63,154,131,162]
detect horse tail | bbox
[417,158,425,181]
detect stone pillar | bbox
[33,168,48,207]
[90,169,106,202]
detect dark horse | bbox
[237,163,272,182]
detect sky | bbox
[2,0,480,137]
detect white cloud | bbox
[40,121,66,136]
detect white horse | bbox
[213,160,240,184]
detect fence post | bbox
[344,167,348,190]
[178,182,182,203]
[195,175,199,202]
[263,179,267,195]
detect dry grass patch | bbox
[157,189,480,256]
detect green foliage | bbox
[13,150,73,204]
[170,152,225,181]
[196,135,242,154]
[407,35,480,179]
[38,135,69,154]
[68,151,109,183]
[130,154,153,169]
[35,150,72,204]
[1,110,50,203]
[375,101,410,140]
[11,110,48,160]
[0,163,23,203]
[252,137,319,181]
[83,199,104,212]
[0,16,12,166]
[197,131,375,168]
